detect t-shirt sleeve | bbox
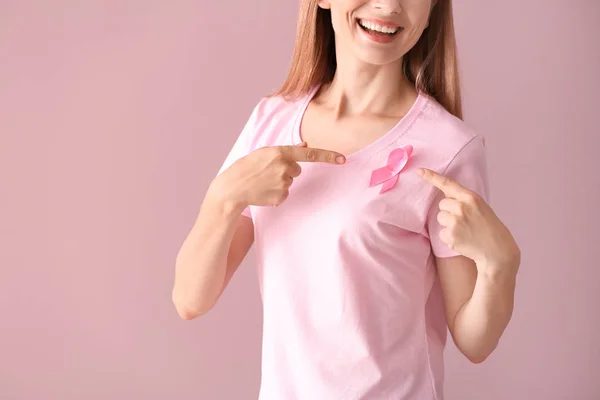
[426,134,490,258]
[215,100,264,219]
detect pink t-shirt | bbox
[217,86,489,400]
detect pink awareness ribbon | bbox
[369,145,413,194]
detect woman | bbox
[173,0,521,398]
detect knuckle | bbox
[464,191,479,204]
[278,165,288,178]
[437,211,445,224]
[277,191,289,203]
[268,147,284,161]
[446,214,458,229]
[306,149,317,161]
[270,196,282,206]
[279,176,291,189]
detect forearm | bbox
[451,262,518,363]
[172,180,246,319]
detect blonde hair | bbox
[271,0,463,119]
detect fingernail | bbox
[416,168,424,177]
[336,156,346,164]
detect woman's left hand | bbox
[417,168,521,276]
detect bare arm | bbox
[172,144,345,320]
[437,255,518,363]
[172,179,254,320]
[418,167,520,363]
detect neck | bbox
[317,54,417,119]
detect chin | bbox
[353,50,404,67]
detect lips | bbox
[357,18,403,36]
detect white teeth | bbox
[358,19,399,34]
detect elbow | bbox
[466,353,489,364]
[171,290,213,321]
[175,305,204,320]
[462,343,498,364]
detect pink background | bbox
[1,1,598,399]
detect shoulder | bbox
[410,94,487,169]
[417,95,489,198]
[420,94,484,145]
[247,93,306,128]
[240,92,309,150]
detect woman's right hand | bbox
[212,142,346,211]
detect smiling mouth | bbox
[357,18,403,37]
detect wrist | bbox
[207,176,248,218]
[476,258,518,287]
[477,243,521,279]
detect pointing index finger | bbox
[281,145,346,165]
[417,168,466,198]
